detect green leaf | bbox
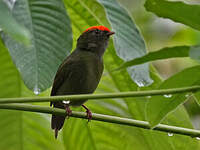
[0,0,31,45]
[117,46,190,70]
[0,40,22,150]
[146,65,200,128]
[0,40,64,150]
[189,46,200,62]
[194,92,200,106]
[144,0,200,31]
[0,40,20,97]
[63,0,199,149]
[97,0,153,87]
[1,0,199,149]
[2,0,72,92]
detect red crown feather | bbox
[84,26,110,33]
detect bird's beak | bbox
[107,31,115,36]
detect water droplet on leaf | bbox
[127,66,154,87]
[146,96,151,99]
[135,80,145,87]
[3,0,16,10]
[134,79,154,87]
[185,94,189,98]
[196,137,200,140]
[33,86,40,95]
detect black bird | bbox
[50,26,115,138]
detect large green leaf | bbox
[145,0,200,31]
[97,0,153,87]
[62,0,199,149]
[0,40,20,98]
[190,46,200,62]
[0,40,64,149]
[184,45,200,108]
[2,0,72,93]
[0,0,30,45]
[0,39,22,150]
[117,46,190,70]
[146,65,200,128]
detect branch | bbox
[0,86,199,104]
[0,103,200,138]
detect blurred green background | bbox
[1,0,200,149]
[119,0,200,129]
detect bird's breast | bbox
[68,52,103,106]
[84,54,103,90]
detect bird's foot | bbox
[64,104,72,118]
[86,109,92,122]
[82,104,92,122]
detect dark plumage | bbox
[50,26,114,138]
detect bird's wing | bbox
[50,55,88,131]
[50,51,103,107]
[50,51,103,132]
[50,56,75,107]
[50,57,70,96]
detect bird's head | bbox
[77,26,115,56]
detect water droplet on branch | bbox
[168,133,173,137]
[164,94,172,98]
[63,101,70,104]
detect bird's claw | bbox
[64,104,72,118]
[82,104,92,122]
[86,109,92,122]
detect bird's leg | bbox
[64,104,72,118]
[82,104,92,122]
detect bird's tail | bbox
[51,102,66,139]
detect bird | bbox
[50,25,115,138]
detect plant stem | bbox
[0,103,199,137]
[0,86,199,104]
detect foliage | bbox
[0,0,200,149]
[2,0,72,92]
[0,0,30,45]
